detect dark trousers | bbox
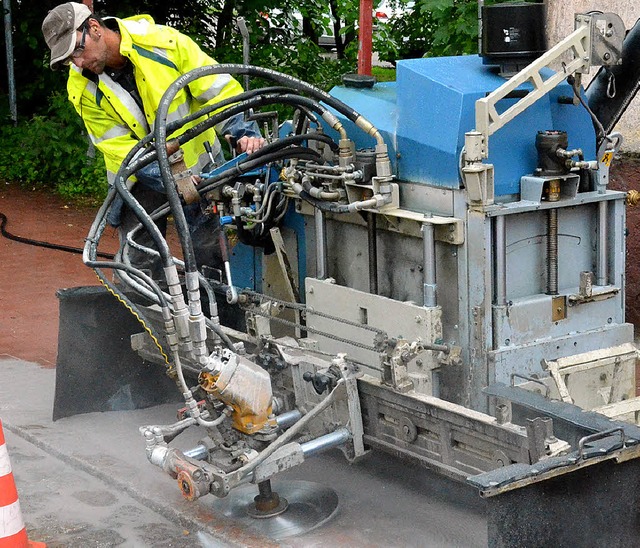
[118,184,223,280]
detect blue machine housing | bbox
[328,55,597,197]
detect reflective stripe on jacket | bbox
[67,14,244,186]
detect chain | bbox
[268,339,375,370]
[241,288,387,335]
[247,303,382,352]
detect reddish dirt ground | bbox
[1,157,639,369]
[611,155,640,328]
[0,183,119,366]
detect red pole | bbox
[358,0,373,75]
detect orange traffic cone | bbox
[0,420,46,547]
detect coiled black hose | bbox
[0,211,114,258]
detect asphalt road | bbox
[0,357,487,547]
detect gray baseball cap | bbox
[42,2,91,69]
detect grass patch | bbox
[372,66,396,82]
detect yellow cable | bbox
[97,275,171,366]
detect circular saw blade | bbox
[208,480,339,540]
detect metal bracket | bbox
[335,354,367,458]
[474,13,624,158]
[595,131,624,193]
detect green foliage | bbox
[0,92,107,199]
[374,0,434,65]
[0,0,491,200]
[372,66,396,82]
[415,0,480,57]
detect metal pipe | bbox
[494,215,507,305]
[300,428,351,458]
[235,380,344,480]
[183,444,208,461]
[275,409,302,429]
[547,209,558,295]
[597,200,608,285]
[421,222,437,307]
[315,208,328,279]
[357,0,373,76]
[368,212,378,294]
[478,0,484,54]
[237,17,250,93]
[3,0,16,124]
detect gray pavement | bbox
[0,357,487,547]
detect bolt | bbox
[416,359,424,367]
[193,470,203,480]
[415,316,423,324]
[309,287,314,294]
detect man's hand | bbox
[226,135,265,155]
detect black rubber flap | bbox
[53,286,179,421]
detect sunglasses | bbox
[63,25,88,66]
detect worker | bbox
[41,2,265,278]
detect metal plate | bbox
[551,295,567,322]
[208,480,339,540]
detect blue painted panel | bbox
[325,82,399,170]
[328,55,597,197]
[230,242,262,291]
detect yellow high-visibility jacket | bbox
[67,14,245,186]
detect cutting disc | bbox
[208,480,339,540]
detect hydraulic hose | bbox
[153,65,387,269]
[301,176,342,201]
[177,91,344,151]
[119,203,235,351]
[587,18,640,145]
[0,212,115,259]
[113,154,173,269]
[154,64,384,146]
[198,147,323,195]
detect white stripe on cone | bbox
[0,499,25,538]
[0,443,11,477]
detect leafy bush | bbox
[374,0,434,65]
[0,92,107,199]
[4,0,484,200]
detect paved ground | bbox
[0,182,487,546]
[0,358,486,547]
